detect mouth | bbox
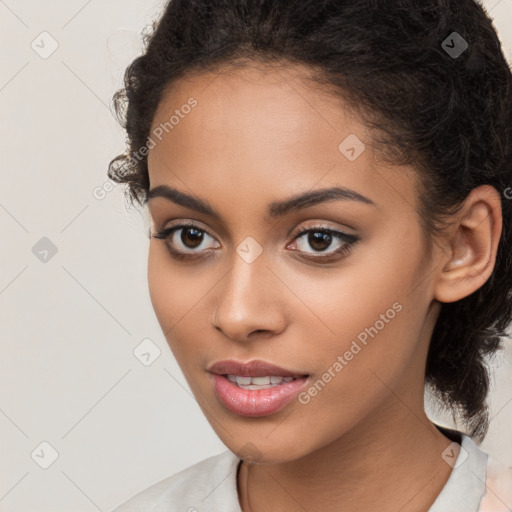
[207,358,308,378]
[224,374,305,390]
[207,359,310,417]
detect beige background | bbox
[0,0,511,510]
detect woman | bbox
[108,0,512,510]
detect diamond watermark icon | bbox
[31,31,59,59]
[339,134,366,161]
[32,237,58,263]
[236,236,263,264]
[133,338,161,366]
[31,441,59,469]
[441,442,469,468]
[235,442,263,462]
[441,32,468,59]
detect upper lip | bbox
[207,359,309,378]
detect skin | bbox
[145,62,502,512]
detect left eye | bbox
[289,227,359,258]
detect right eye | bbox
[152,222,221,259]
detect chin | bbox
[220,435,309,464]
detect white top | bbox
[111,429,512,512]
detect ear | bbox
[434,185,503,304]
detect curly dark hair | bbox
[108,0,512,442]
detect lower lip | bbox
[211,374,309,417]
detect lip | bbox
[207,359,310,417]
[207,359,308,378]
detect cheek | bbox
[289,230,427,404]
[147,244,198,341]
[299,311,419,441]
[287,237,423,355]
[147,244,173,329]
[286,296,422,453]
[147,243,215,362]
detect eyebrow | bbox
[145,184,376,219]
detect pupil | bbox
[309,231,331,251]
[182,228,203,248]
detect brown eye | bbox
[180,227,205,249]
[290,226,360,260]
[306,231,333,252]
[152,222,220,258]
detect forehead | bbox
[147,62,419,219]
[151,61,357,142]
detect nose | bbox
[211,249,287,342]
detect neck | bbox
[238,399,455,512]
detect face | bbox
[146,62,442,463]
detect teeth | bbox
[251,376,270,385]
[225,374,299,389]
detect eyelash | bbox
[151,221,360,262]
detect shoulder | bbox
[110,450,242,512]
[480,454,512,512]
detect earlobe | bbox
[434,185,503,304]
